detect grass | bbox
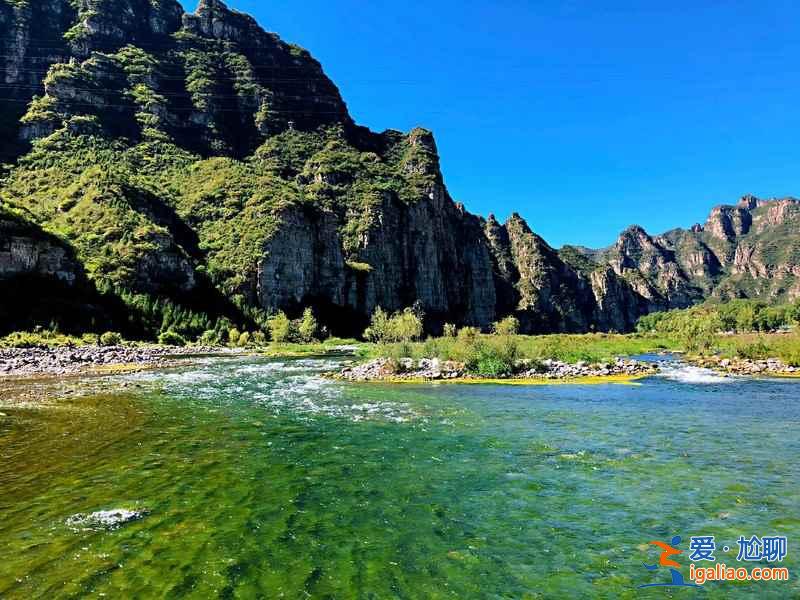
[3,327,798,373]
[715,332,800,367]
[259,338,363,358]
[0,331,93,348]
[366,333,679,366]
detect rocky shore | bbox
[333,357,658,382]
[0,345,232,378]
[693,355,800,377]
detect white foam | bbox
[658,364,734,384]
[121,357,420,424]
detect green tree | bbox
[199,329,219,345]
[493,316,520,336]
[364,307,389,342]
[386,308,423,342]
[298,308,318,343]
[268,312,293,343]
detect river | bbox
[1,356,798,598]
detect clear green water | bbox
[0,357,798,599]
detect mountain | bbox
[0,0,798,338]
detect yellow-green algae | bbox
[347,373,648,386]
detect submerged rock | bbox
[66,508,149,531]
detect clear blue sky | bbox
[180,0,800,248]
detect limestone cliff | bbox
[0,0,799,338]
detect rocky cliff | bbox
[0,0,798,338]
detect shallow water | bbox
[0,356,798,599]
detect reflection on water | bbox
[0,356,798,598]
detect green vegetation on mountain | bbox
[1,0,799,344]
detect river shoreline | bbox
[2,345,798,385]
[0,345,245,379]
[690,354,800,378]
[329,357,659,384]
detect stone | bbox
[66,508,149,531]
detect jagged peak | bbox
[737,194,762,210]
[183,0,261,40]
[406,128,437,152]
[197,0,228,11]
[620,224,650,238]
[505,212,530,231]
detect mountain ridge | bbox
[1,0,798,339]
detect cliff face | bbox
[0,0,798,337]
[0,210,81,283]
[0,207,117,335]
[583,195,800,317]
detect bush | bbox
[475,353,512,377]
[252,331,267,346]
[781,348,800,368]
[736,339,770,360]
[228,327,241,347]
[364,307,389,342]
[158,330,186,346]
[238,331,251,347]
[268,311,293,343]
[791,300,800,325]
[463,338,517,377]
[493,316,520,336]
[99,331,122,346]
[387,308,423,342]
[199,329,219,345]
[364,306,423,343]
[81,333,100,345]
[442,323,457,338]
[457,326,481,344]
[298,307,318,343]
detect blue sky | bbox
[180,0,800,248]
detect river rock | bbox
[66,508,149,531]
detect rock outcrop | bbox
[0,212,80,283]
[579,195,800,314]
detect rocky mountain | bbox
[0,0,798,338]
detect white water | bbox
[657,362,734,384]
[123,357,421,424]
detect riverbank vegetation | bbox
[2,299,799,371]
[636,299,800,366]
